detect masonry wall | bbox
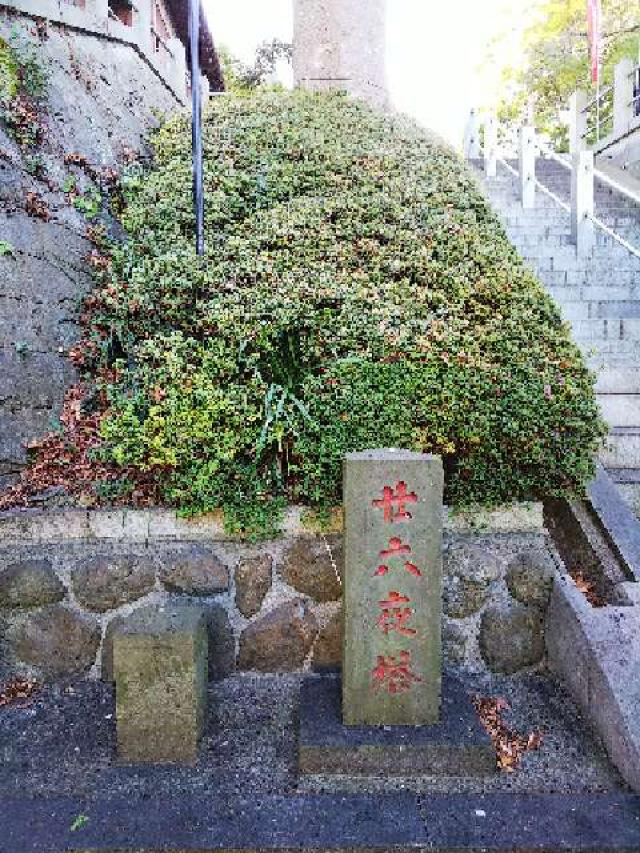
[0,504,557,682]
[0,10,184,487]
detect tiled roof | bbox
[165,0,224,90]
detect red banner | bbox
[587,0,602,84]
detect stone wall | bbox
[0,10,183,487]
[0,504,556,681]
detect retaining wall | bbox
[0,10,184,487]
[0,503,557,681]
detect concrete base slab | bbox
[3,792,640,851]
[298,674,495,776]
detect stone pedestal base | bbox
[113,604,208,764]
[298,675,495,776]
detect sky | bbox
[203,0,533,148]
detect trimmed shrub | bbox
[31,91,610,533]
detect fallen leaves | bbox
[568,567,605,607]
[0,384,159,510]
[473,694,543,772]
[25,190,50,221]
[0,676,40,709]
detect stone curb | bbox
[546,570,640,793]
[2,792,640,851]
[589,464,640,582]
[0,503,544,543]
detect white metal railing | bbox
[466,111,640,260]
[570,58,640,154]
[581,83,614,144]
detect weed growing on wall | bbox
[2,91,606,535]
[0,28,47,149]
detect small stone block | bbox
[113,604,208,764]
[299,675,495,776]
[343,450,444,726]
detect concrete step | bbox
[571,318,640,342]
[561,301,640,322]
[577,339,640,359]
[601,427,640,468]
[548,285,640,302]
[594,366,640,394]
[3,793,640,851]
[598,394,640,428]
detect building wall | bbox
[293,0,388,108]
[4,0,189,102]
[0,9,186,486]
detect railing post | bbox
[614,58,635,139]
[519,125,536,209]
[571,150,594,256]
[569,90,588,154]
[463,109,481,160]
[484,112,497,178]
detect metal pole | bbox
[189,0,204,255]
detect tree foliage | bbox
[217,39,292,94]
[494,0,639,148]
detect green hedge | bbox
[83,90,605,535]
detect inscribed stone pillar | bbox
[342,450,443,726]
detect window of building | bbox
[108,0,133,27]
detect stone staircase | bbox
[478,157,640,501]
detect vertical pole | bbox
[519,126,536,209]
[189,0,204,255]
[571,150,594,256]
[484,112,497,178]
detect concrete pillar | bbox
[132,0,154,57]
[463,109,481,160]
[484,112,498,178]
[569,90,588,154]
[519,125,536,209]
[293,0,388,108]
[113,605,208,764]
[571,150,594,256]
[83,0,109,33]
[614,59,635,139]
[200,73,210,102]
[166,36,188,104]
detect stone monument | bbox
[342,450,443,726]
[298,449,495,777]
[293,0,388,108]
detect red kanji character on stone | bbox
[374,537,422,577]
[376,591,417,636]
[371,650,422,693]
[372,481,418,523]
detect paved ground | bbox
[2,670,640,851]
[0,670,627,799]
